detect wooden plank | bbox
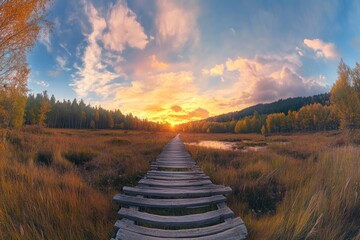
[115,225,247,240]
[152,162,195,166]
[113,194,226,208]
[151,165,198,169]
[147,170,204,176]
[118,206,234,227]
[136,185,229,191]
[114,217,245,238]
[147,170,204,175]
[123,186,232,197]
[139,179,212,187]
[139,178,212,187]
[146,173,206,179]
[154,160,195,163]
[145,175,209,181]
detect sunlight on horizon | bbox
[27,0,360,123]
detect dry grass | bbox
[0,127,174,239]
[181,131,360,240]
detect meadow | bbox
[181,131,360,240]
[0,127,175,239]
[1,127,360,239]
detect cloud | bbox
[35,80,49,88]
[296,46,304,56]
[150,55,169,70]
[59,43,72,56]
[203,64,225,76]
[171,105,183,112]
[218,53,327,106]
[39,28,51,52]
[71,2,123,98]
[155,0,199,50]
[103,1,149,52]
[56,56,71,71]
[169,107,209,121]
[303,38,338,59]
[188,108,209,118]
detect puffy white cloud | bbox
[103,1,149,52]
[71,2,122,98]
[218,53,327,106]
[72,0,149,99]
[304,38,338,59]
[155,0,199,50]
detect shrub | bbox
[64,150,95,165]
[36,151,53,166]
[106,138,131,146]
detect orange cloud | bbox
[150,55,169,70]
[171,105,183,112]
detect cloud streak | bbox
[304,38,338,59]
[155,0,199,50]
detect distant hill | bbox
[206,93,330,122]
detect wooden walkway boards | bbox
[112,135,247,239]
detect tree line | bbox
[175,103,340,134]
[23,92,170,131]
[176,60,360,135]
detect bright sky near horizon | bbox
[28,0,360,125]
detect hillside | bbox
[206,93,330,122]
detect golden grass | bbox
[0,127,175,239]
[181,131,360,240]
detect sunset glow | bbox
[28,0,360,124]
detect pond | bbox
[185,140,267,152]
[185,140,237,151]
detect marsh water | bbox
[185,140,267,152]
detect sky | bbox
[27,0,360,125]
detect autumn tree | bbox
[331,60,360,129]
[37,91,51,126]
[0,0,51,128]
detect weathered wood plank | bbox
[114,217,246,239]
[115,225,247,240]
[113,194,226,208]
[147,170,203,175]
[138,179,212,187]
[123,186,232,197]
[136,184,230,191]
[145,174,209,181]
[118,206,234,227]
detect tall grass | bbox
[182,131,360,240]
[0,127,174,239]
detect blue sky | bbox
[27,0,360,124]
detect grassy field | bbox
[0,126,175,239]
[181,131,360,240]
[1,127,360,239]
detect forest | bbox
[23,92,170,131]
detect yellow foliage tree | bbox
[0,0,51,128]
[331,60,360,129]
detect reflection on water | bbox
[185,140,267,152]
[186,141,237,150]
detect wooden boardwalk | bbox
[112,135,247,239]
